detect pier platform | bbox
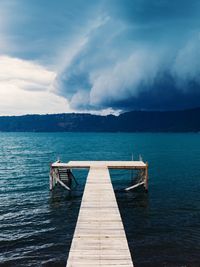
[50,161,148,266]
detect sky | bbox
[0,0,200,115]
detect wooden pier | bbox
[50,161,148,267]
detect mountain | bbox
[0,107,200,132]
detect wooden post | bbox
[49,175,53,190]
[144,162,148,192]
[49,164,53,190]
[66,169,72,188]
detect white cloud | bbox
[0,56,71,115]
[0,56,55,87]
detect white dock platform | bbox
[52,160,146,170]
[50,160,148,266]
[66,164,134,267]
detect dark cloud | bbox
[2,0,200,112]
[110,75,200,111]
[55,0,200,111]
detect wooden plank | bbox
[125,181,145,191]
[56,178,71,191]
[52,160,146,169]
[66,166,134,267]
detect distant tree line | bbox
[0,108,200,132]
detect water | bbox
[0,132,200,267]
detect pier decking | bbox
[52,160,147,169]
[50,161,148,267]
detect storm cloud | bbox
[1,0,200,114]
[55,0,200,111]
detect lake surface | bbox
[0,132,200,267]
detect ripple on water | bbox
[0,132,200,267]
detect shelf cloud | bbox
[54,0,200,111]
[0,0,200,114]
